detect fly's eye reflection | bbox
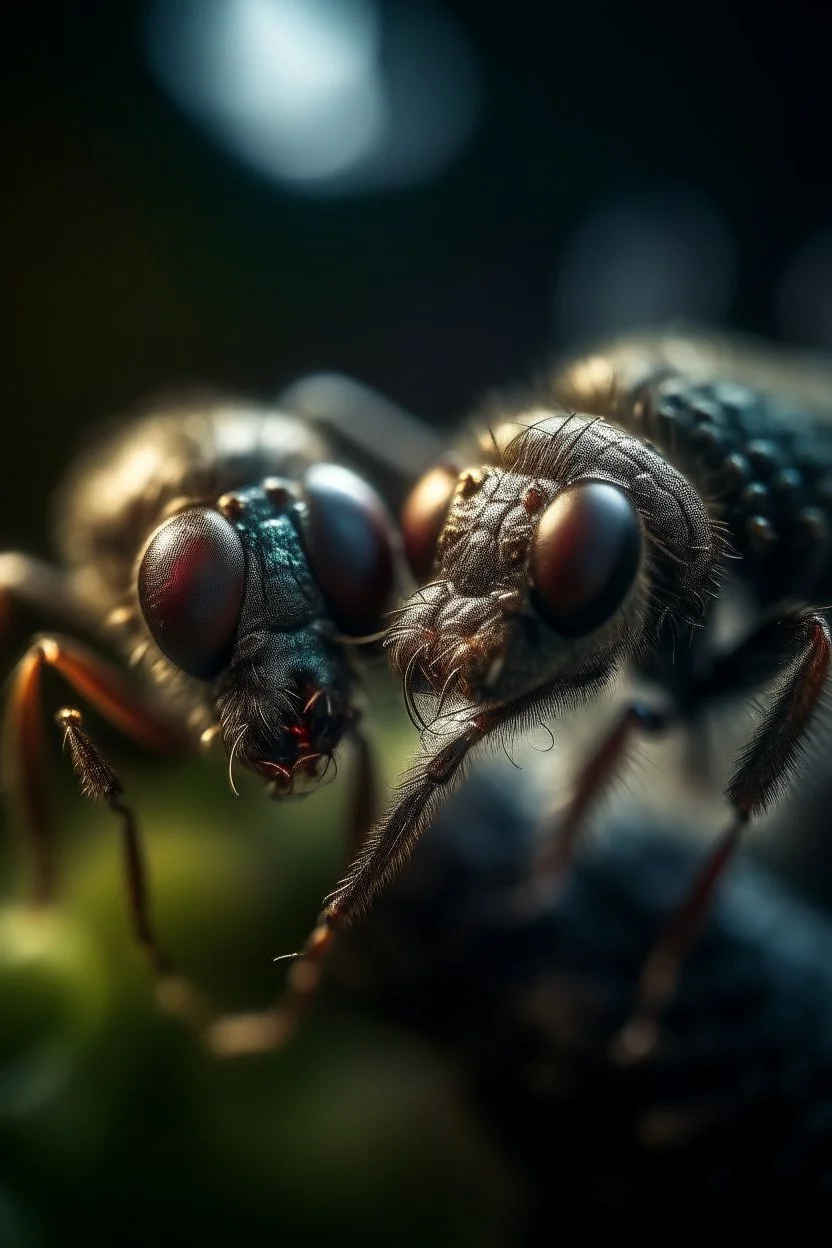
[400,463,459,580]
[138,507,246,678]
[302,463,398,637]
[530,482,643,637]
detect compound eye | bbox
[138,508,246,678]
[302,464,398,636]
[401,464,459,581]
[530,482,642,637]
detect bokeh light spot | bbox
[144,0,481,196]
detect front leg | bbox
[56,709,179,984]
[532,700,671,883]
[208,688,567,1057]
[5,633,188,902]
[723,608,831,815]
[3,635,237,1034]
[614,606,831,1062]
[0,554,99,643]
[208,722,486,1055]
[204,722,381,1056]
[344,722,379,863]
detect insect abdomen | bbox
[629,377,832,605]
[555,339,832,605]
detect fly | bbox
[285,334,832,1061]
[0,377,439,1053]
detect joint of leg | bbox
[287,959,320,998]
[34,636,59,663]
[55,707,83,729]
[311,913,339,943]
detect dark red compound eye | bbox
[138,508,246,679]
[530,482,643,637]
[400,463,459,581]
[302,464,398,636]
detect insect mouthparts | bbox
[259,754,333,798]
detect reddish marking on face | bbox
[288,723,313,753]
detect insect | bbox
[290,333,832,1058]
[0,376,439,1053]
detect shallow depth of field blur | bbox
[3,2,832,1244]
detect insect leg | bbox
[5,634,218,1029]
[0,554,98,642]
[205,920,330,1057]
[345,723,379,862]
[6,634,187,903]
[192,727,380,1057]
[614,607,831,1063]
[207,694,543,1057]
[323,662,619,925]
[724,608,831,813]
[54,712,175,972]
[532,700,670,881]
[206,723,489,1055]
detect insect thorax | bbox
[55,403,329,610]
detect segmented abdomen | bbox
[554,336,832,604]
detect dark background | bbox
[2,1,832,1243]
[3,0,832,548]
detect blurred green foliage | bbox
[0,691,516,1247]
